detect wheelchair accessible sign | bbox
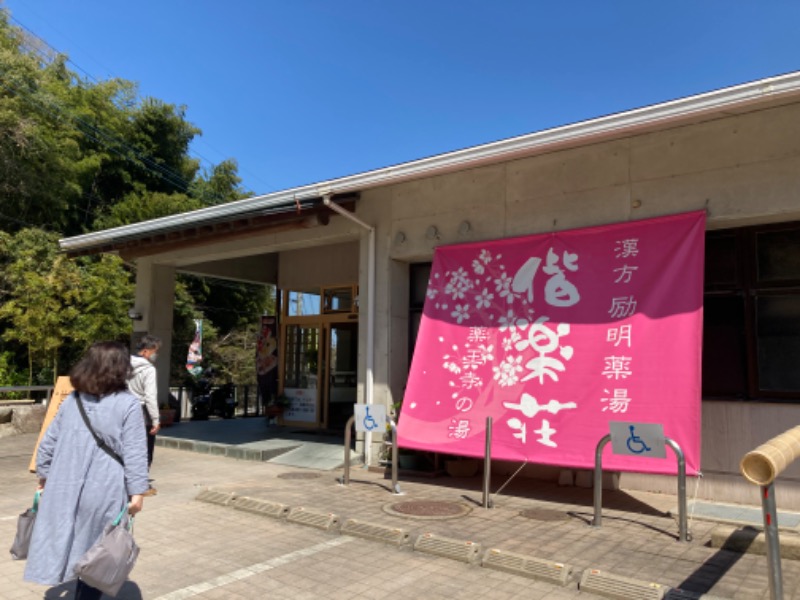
[354,404,386,433]
[609,421,666,458]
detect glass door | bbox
[282,324,321,424]
[325,321,358,431]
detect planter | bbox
[264,406,285,417]
[158,409,176,427]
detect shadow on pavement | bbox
[384,471,670,518]
[673,527,757,594]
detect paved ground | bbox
[2,421,800,599]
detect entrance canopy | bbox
[398,211,705,475]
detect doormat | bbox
[685,501,800,530]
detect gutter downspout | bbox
[322,195,376,467]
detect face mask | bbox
[148,353,158,364]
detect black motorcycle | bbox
[191,380,236,420]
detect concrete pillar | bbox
[132,259,176,406]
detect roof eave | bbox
[60,71,800,254]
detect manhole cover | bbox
[383,500,472,520]
[277,472,322,480]
[519,508,569,522]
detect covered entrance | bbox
[280,285,359,432]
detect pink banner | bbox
[398,211,705,475]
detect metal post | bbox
[483,417,493,509]
[342,415,355,486]
[388,418,401,495]
[593,434,611,527]
[762,483,784,600]
[665,438,688,543]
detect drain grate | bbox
[384,500,471,520]
[519,507,570,522]
[341,519,410,546]
[278,472,322,480]
[195,489,236,506]
[287,507,340,531]
[414,533,481,563]
[580,569,666,600]
[231,496,290,518]
[482,548,572,585]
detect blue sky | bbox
[3,1,800,196]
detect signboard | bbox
[397,211,704,475]
[283,388,317,423]
[29,376,73,472]
[609,421,666,459]
[354,403,386,433]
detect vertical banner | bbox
[256,315,279,406]
[397,211,705,475]
[186,319,203,376]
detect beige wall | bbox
[278,241,359,290]
[133,100,800,507]
[364,101,800,507]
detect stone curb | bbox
[196,487,733,600]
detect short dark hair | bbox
[70,342,132,396]
[136,334,162,352]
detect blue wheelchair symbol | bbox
[626,425,652,454]
[362,406,378,431]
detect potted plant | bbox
[158,403,177,427]
[264,393,291,418]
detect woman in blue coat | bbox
[24,341,150,599]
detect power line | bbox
[3,8,255,189]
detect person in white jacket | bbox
[128,334,161,496]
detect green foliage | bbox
[0,11,271,387]
[93,189,204,230]
[190,158,251,205]
[0,229,133,384]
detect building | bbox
[61,72,800,509]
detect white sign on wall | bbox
[354,404,386,433]
[283,388,317,423]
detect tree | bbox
[0,229,133,384]
[0,229,80,384]
[190,158,251,206]
[93,189,203,230]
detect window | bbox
[704,222,800,400]
[409,263,432,363]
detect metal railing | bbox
[0,385,54,404]
[592,434,689,543]
[341,415,401,495]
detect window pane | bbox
[283,325,320,388]
[287,291,320,316]
[323,287,354,313]
[756,228,800,283]
[757,295,800,392]
[705,233,739,288]
[702,295,748,397]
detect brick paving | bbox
[3,426,800,599]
